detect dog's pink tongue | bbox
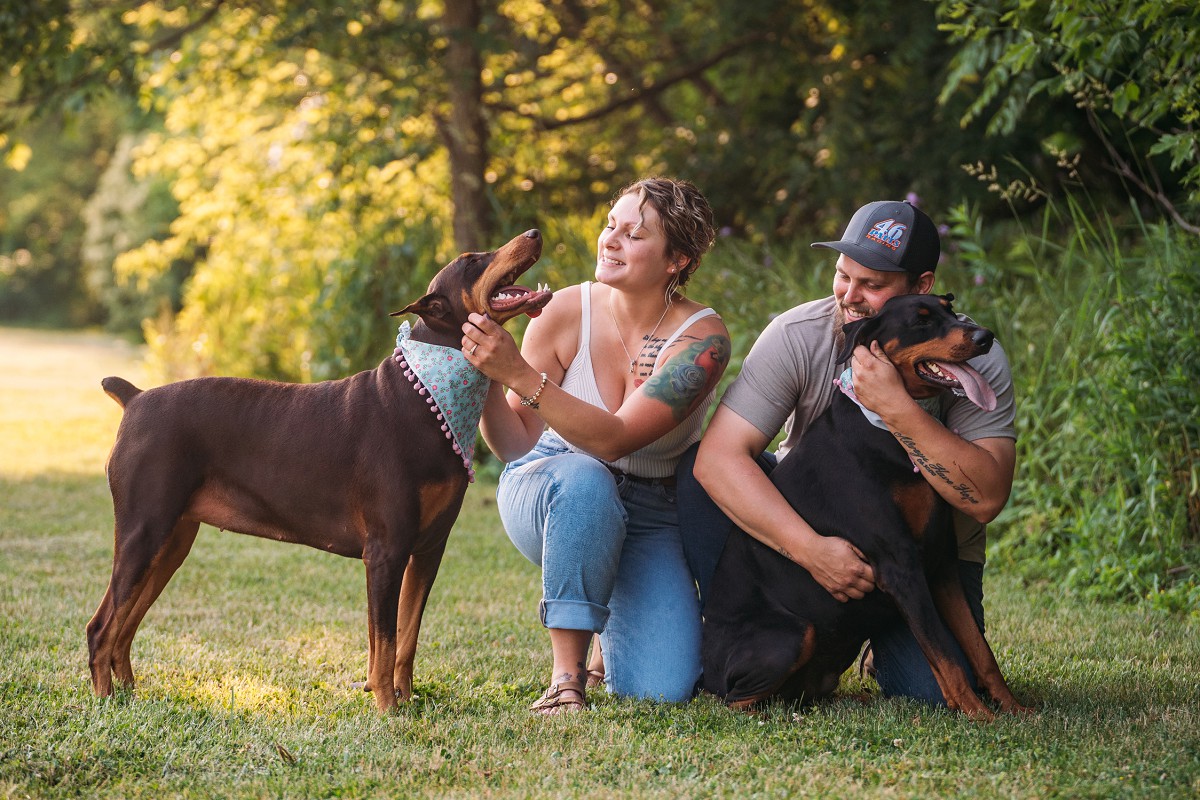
[936,361,997,412]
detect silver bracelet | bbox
[519,372,548,409]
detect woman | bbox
[462,177,730,713]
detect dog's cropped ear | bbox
[390,292,450,320]
[836,316,883,364]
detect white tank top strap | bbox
[558,282,602,407]
[653,307,719,368]
[578,281,593,347]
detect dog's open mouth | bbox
[480,231,551,320]
[917,360,997,412]
[490,280,553,318]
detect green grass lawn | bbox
[1,326,1197,799]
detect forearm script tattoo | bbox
[892,431,981,505]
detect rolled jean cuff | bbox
[540,598,609,632]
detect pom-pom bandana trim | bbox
[396,321,491,483]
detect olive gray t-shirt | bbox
[719,295,1016,563]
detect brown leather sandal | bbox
[530,681,587,715]
[857,642,876,681]
[585,669,605,689]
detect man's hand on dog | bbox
[802,535,875,602]
[851,341,911,420]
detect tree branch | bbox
[1089,110,1200,235]
[501,32,766,132]
[144,1,228,54]
[2,1,228,119]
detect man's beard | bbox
[834,303,873,328]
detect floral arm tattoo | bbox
[642,334,731,421]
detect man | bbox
[678,199,1016,704]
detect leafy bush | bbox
[956,198,1199,614]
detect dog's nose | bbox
[524,229,541,240]
[971,328,995,350]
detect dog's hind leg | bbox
[109,518,201,687]
[393,541,449,702]
[87,514,186,695]
[86,586,119,696]
[931,575,1032,715]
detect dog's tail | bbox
[101,376,142,409]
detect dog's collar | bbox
[834,366,941,431]
[395,321,490,483]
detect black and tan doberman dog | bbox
[87,229,551,712]
[702,293,1029,720]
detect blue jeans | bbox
[871,560,985,705]
[675,442,985,708]
[497,431,701,703]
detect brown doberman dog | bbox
[87,229,551,712]
[702,293,1030,720]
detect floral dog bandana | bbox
[395,321,490,483]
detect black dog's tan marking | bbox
[702,293,1029,719]
[87,230,551,713]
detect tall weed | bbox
[951,197,1199,613]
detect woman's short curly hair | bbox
[616,177,716,289]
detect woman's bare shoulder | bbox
[676,299,730,339]
[521,282,585,370]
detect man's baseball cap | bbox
[811,200,940,274]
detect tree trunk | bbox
[440,0,492,251]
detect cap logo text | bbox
[866,218,907,251]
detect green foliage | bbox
[81,132,184,334]
[4,0,1054,372]
[93,0,1014,379]
[0,107,125,327]
[950,197,1200,613]
[115,7,456,380]
[0,0,142,125]
[936,0,1200,222]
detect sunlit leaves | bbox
[118,4,454,380]
[936,0,1200,210]
[5,0,1075,376]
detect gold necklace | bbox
[609,294,671,374]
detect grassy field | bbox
[1,326,1198,799]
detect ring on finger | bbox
[469,344,479,355]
